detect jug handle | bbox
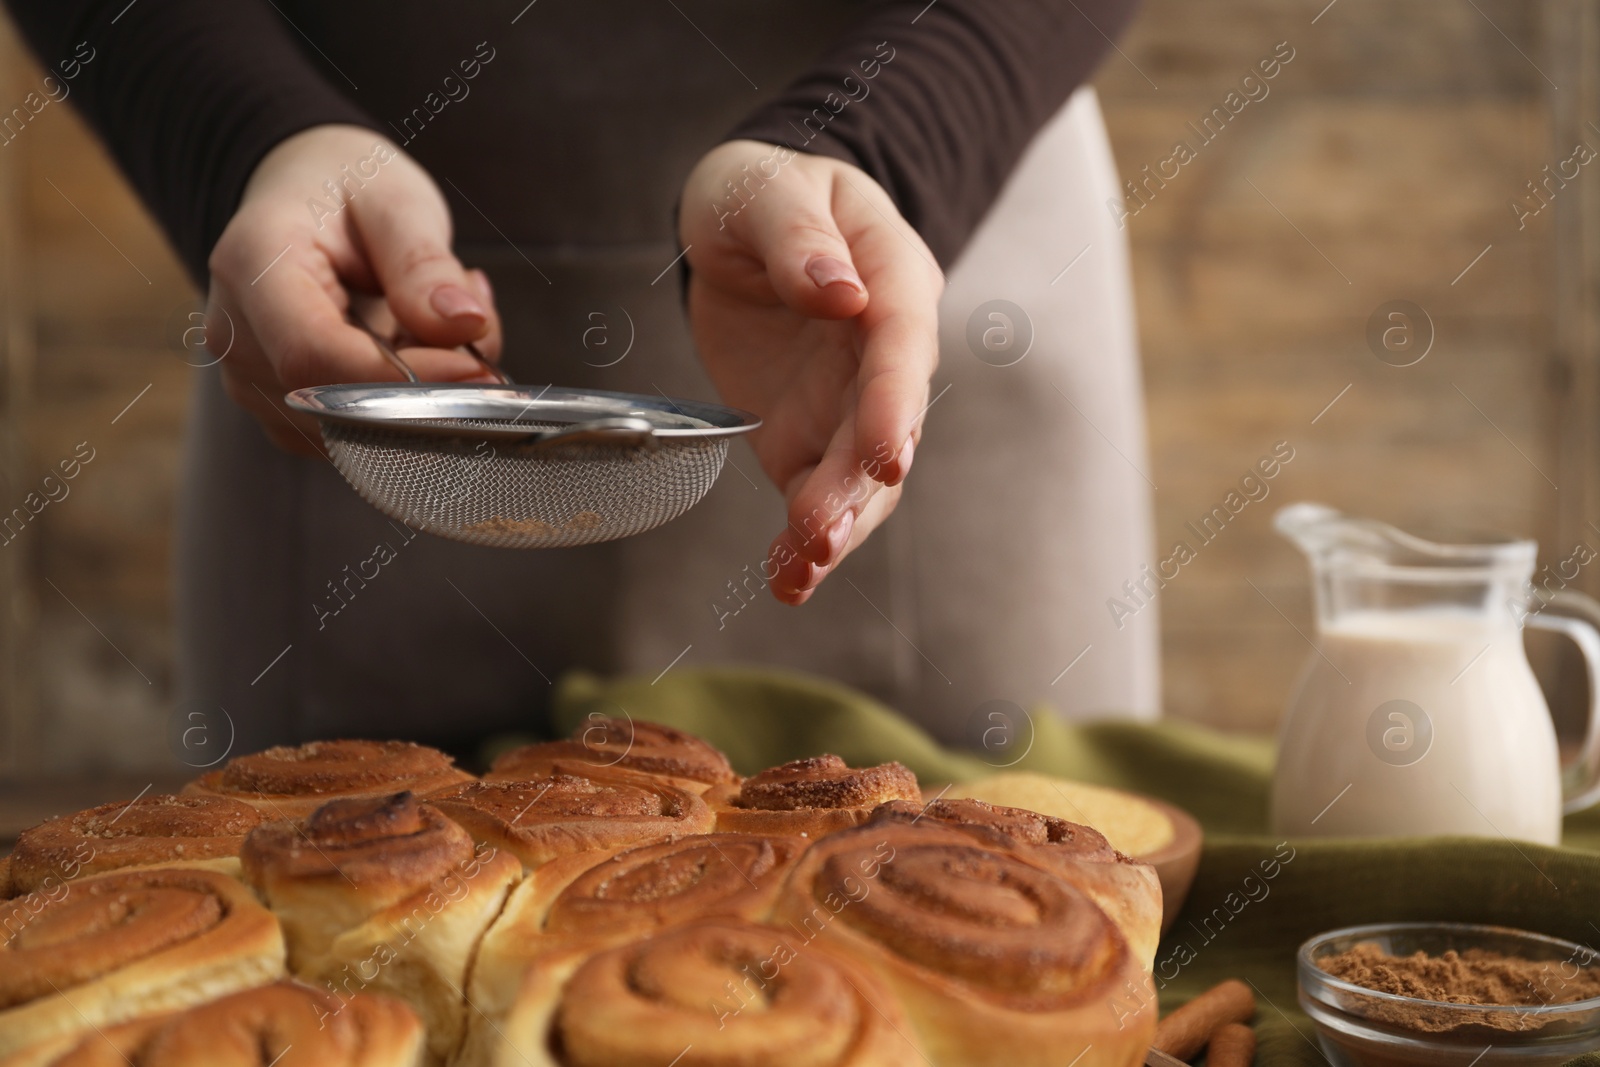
[1525,589,1600,814]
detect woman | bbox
[7,0,1158,754]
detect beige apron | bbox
[176,3,1157,753]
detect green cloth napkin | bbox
[542,666,1600,1067]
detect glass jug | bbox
[1271,503,1600,843]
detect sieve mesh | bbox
[321,417,730,549]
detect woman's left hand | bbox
[679,140,943,605]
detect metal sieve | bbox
[283,322,760,549]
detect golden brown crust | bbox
[704,756,920,837]
[30,980,425,1066]
[866,798,1163,969]
[183,740,474,820]
[545,833,808,939]
[735,756,918,811]
[867,798,1119,859]
[491,920,926,1067]
[426,766,713,871]
[6,795,262,897]
[240,792,520,1065]
[241,791,474,894]
[0,867,285,1058]
[773,820,1157,1066]
[460,833,812,1064]
[488,718,737,792]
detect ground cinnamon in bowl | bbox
[1319,941,1600,1034]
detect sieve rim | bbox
[284,383,761,443]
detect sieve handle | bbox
[346,312,512,385]
[537,416,657,446]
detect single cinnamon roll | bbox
[460,833,812,1064]
[485,920,926,1067]
[773,820,1157,1066]
[17,980,424,1066]
[0,867,285,1058]
[869,797,1116,857]
[704,755,920,837]
[5,794,263,897]
[543,833,809,938]
[488,718,737,793]
[183,740,474,820]
[426,766,713,871]
[867,798,1163,967]
[241,792,520,1066]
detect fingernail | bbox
[430,283,487,323]
[806,255,866,295]
[899,435,915,479]
[827,510,855,560]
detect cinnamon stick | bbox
[1206,1023,1256,1067]
[1151,979,1256,1059]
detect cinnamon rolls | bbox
[704,755,920,836]
[426,768,713,870]
[490,920,925,1067]
[866,798,1164,966]
[461,834,811,1066]
[489,717,737,793]
[184,740,473,819]
[773,820,1158,1066]
[1,718,1165,1067]
[240,792,519,1065]
[0,867,284,1057]
[4,795,262,897]
[16,981,424,1066]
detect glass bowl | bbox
[1298,923,1600,1066]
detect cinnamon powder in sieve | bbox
[1318,941,1600,1034]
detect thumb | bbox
[739,167,869,320]
[349,174,493,348]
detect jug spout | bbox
[1273,502,1349,559]
[1272,502,1531,572]
[1274,502,1410,568]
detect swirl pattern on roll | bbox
[786,822,1122,1007]
[867,798,1118,860]
[242,791,476,893]
[542,920,925,1066]
[865,798,1163,969]
[489,718,736,791]
[241,792,520,1065]
[184,740,474,819]
[0,867,285,1057]
[544,834,809,938]
[427,767,713,869]
[706,756,919,836]
[39,981,424,1066]
[5,794,263,897]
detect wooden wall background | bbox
[0,0,1591,776]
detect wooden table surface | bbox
[0,773,192,851]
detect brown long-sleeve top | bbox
[3,0,1139,285]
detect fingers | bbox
[389,271,505,379]
[722,144,870,321]
[769,174,941,598]
[773,399,894,577]
[465,269,503,365]
[348,173,496,349]
[768,480,902,605]
[833,176,943,488]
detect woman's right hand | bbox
[203,124,501,455]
